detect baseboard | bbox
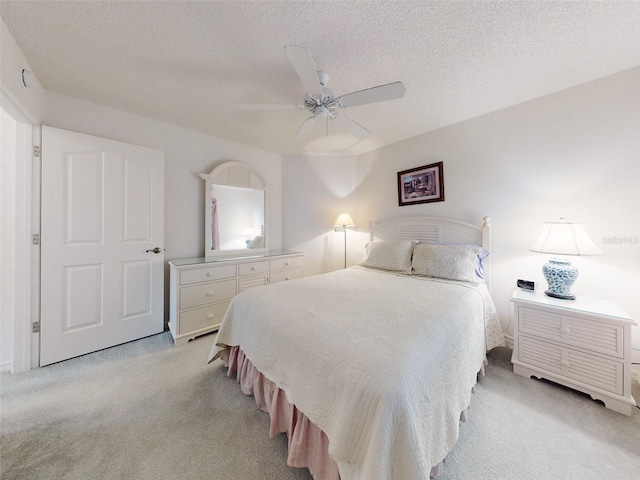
[0,360,12,373]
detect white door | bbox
[40,126,164,366]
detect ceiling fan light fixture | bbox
[315,106,330,118]
[241,45,405,144]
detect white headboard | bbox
[369,216,492,291]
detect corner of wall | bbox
[1,18,45,123]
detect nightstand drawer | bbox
[270,267,303,284]
[180,279,237,309]
[518,335,623,395]
[179,301,229,335]
[238,260,268,277]
[519,307,623,358]
[180,264,237,285]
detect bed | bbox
[208,216,504,479]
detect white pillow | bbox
[359,240,414,272]
[248,236,264,249]
[411,244,487,284]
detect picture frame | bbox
[397,162,445,206]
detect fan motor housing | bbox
[304,87,336,114]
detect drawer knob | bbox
[207,313,214,319]
[561,327,571,335]
[251,266,256,271]
[207,291,214,297]
[285,262,290,266]
[207,272,214,277]
[285,276,290,280]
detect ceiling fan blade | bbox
[330,114,371,140]
[293,116,318,143]
[336,81,406,108]
[285,45,323,97]
[238,103,304,111]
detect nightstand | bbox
[511,288,637,415]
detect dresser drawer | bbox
[518,307,624,358]
[180,279,237,309]
[180,264,237,285]
[238,260,268,277]
[270,255,303,272]
[179,301,229,335]
[518,335,623,395]
[238,274,268,293]
[270,267,303,284]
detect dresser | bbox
[511,288,637,415]
[169,250,304,346]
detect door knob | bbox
[145,247,163,254]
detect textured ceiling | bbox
[2,1,639,156]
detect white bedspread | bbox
[208,266,504,480]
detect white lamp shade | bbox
[530,219,602,256]
[333,213,355,228]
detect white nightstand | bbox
[511,288,637,415]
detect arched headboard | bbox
[369,216,492,291]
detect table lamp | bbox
[530,218,602,300]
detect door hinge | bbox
[33,145,41,157]
[32,233,41,245]
[32,322,40,333]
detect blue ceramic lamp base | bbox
[543,258,578,300]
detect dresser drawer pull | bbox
[561,327,571,334]
[285,276,290,280]
[285,261,290,266]
[207,272,214,277]
[206,291,214,297]
[251,266,256,271]
[207,313,214,319]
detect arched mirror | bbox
[200,161,267,257]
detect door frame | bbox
[0,91,40,373]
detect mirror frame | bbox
[200,161,268,257]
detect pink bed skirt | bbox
[222,346,485,479]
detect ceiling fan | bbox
[239,45,406,143]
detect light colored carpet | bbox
[1,332,638,480]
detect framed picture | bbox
[397,162,445,206]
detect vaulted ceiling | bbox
[2,1,639,155]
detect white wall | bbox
[282,155,360,275]
[0,107,18,370]
[352,68,640,357]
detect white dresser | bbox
[511,289,637,415]
[169,250,304,346]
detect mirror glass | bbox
[202,161,267,257]
[210,185,265,251]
